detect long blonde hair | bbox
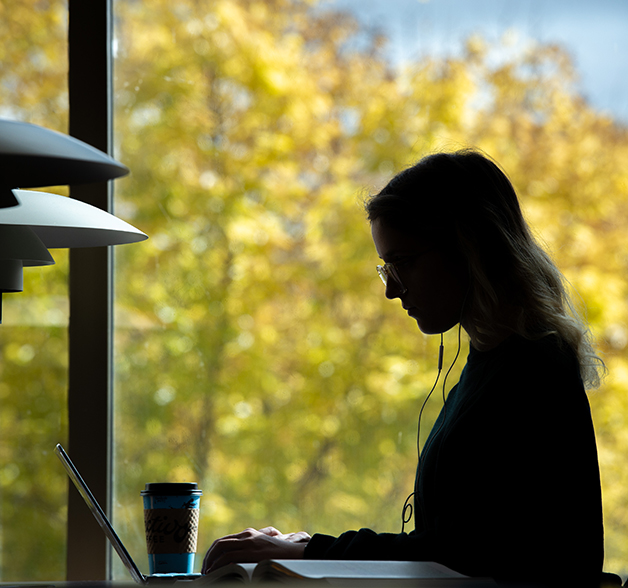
[366,149,605,389]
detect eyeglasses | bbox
[376,249,435,296]
[376,262,408,295]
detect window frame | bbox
[67,0,114,580]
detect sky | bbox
[321,0,628,125]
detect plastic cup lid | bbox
[141,482,202,496]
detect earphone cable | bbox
[401,322,463,533]
[401,332,444,532]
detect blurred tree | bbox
[112,0,434,543]
[0,0,69,581]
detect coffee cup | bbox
[141,482,202,574]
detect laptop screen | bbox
[55,443,146,584]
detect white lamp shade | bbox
[0,118,129,189]
[3,190,148,248]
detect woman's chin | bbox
[414,315,459,336]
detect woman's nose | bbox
[385,278,406,300]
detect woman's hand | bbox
[201,526,311,574]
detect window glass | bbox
[113,0,628,579]
[0,1,69,581]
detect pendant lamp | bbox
[0,118,147,323]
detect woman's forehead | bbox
[371,218,432,259]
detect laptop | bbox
[55,443,202,584]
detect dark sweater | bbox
[304,335,604,587]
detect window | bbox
[111,0,628,579]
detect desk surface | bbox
[0,581,504,588]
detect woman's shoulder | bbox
[471,333,577,372]
[463,333,584,403]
